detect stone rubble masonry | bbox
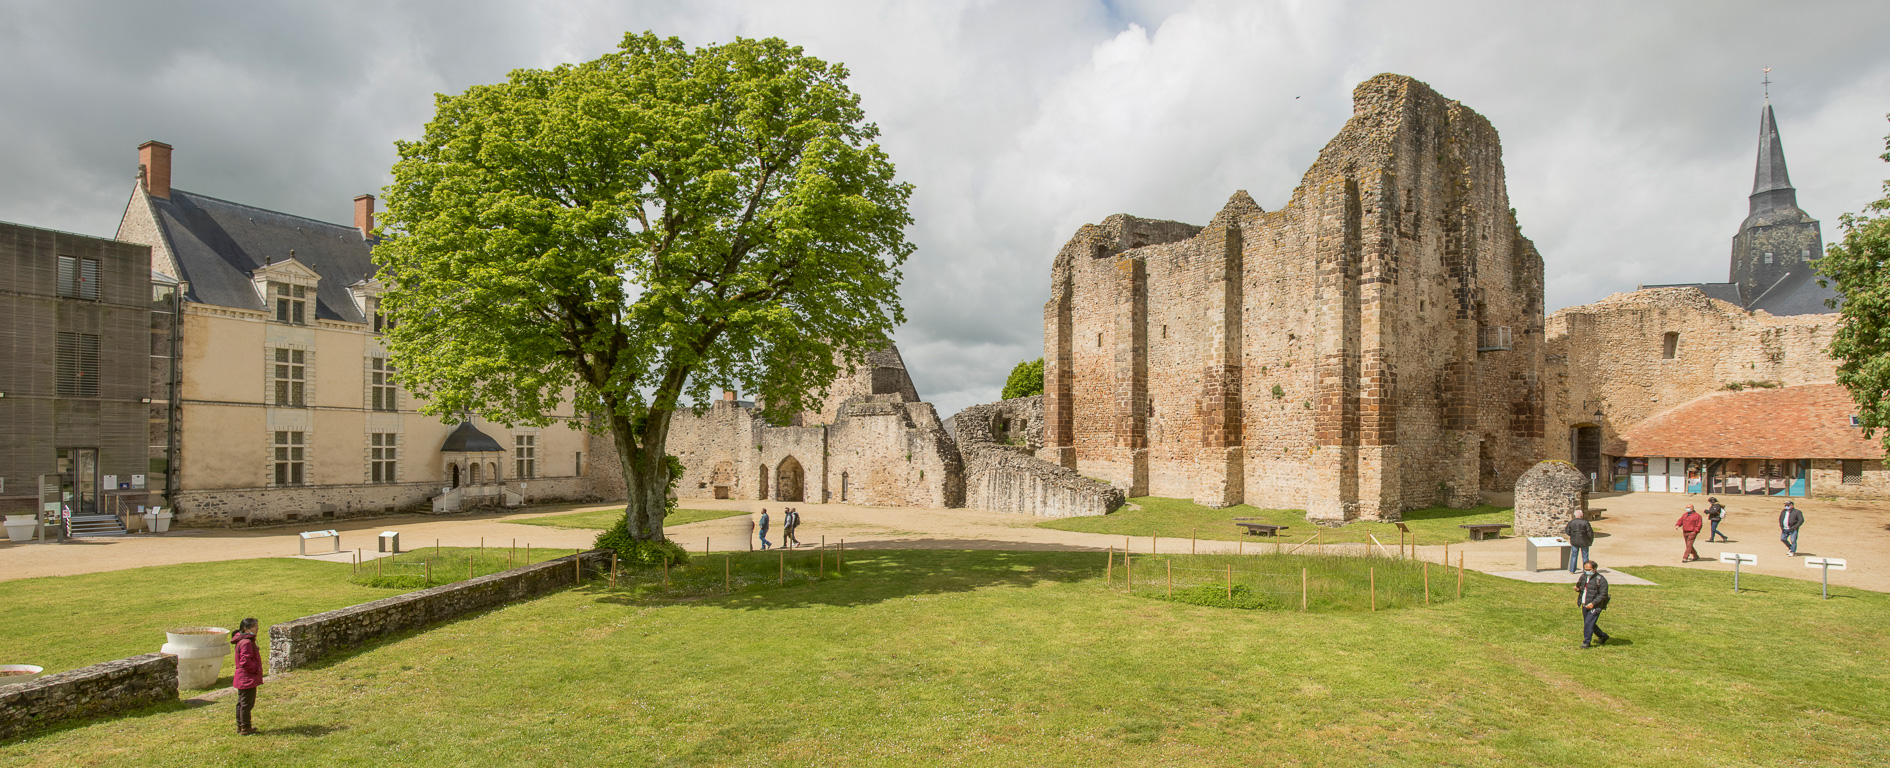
[1513,460,1588,538]
[170,476,597,528]
[268,550,610,675]
[0,653,178,742]
[1042,73,1545,522]
[952,395,1125,517]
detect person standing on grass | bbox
[1575,560,1611,649]
[230,618,263,735]
[1778,500,1804,556]
[1675,504,1704,563]
[1564,510,1594,573]
[757,508,772,550]
[1705,497,1729,543]
[783,507,801,548]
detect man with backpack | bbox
[1575,560,1611,649]
[1705,497,1729,543]
[783,507,802,548]
[1779,501,1804,556]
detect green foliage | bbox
[1156,583,1279,610]
[595,519,692,566]
[1001,357,1044,400]
[1819,117,1890,458]
[517,506,748,530]
[1270,383,1284,399]
[375,32,913,540]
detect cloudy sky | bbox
[3,0,1888,417]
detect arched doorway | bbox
[488,462,499,484]
[451,463,461,488]
[1571,425,1602,490]
[776,456,805,502]
[470,462,483,485]
[758,466,769,500]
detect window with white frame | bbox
[272,282,309,324]
[370,433,397,483]
[273,348,306,407]
[370,357,397,411]
[274,431,305,486]
[514,434,536,479]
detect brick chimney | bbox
[138,141,172,199]
[723,390,737,401]
[354,194,375,238]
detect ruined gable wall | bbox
[1544,287,1838,461]
[796,344,922,426]
[826,398,963,508]
[666,400,761,501]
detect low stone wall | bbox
[269,550,610,674]
[174,476,602,528]
[0,653,177,741]
[963,445,1126,517]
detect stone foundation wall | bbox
[0,653,177,741]
[1513,460,1587,537]
[1809,459,1890,501]
[269,550,610,674]
[172,476,598,527]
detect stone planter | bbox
[3,518,34,543]
[0,665,44,687]
[159,628,229,689]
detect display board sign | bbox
[1804,557,1846,570]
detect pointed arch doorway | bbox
[776,456,805,502]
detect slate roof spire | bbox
[1748,98,1798,214]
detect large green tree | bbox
[376,33,913,540]
[1001,357,1043,400]
[1818,117,1890,457]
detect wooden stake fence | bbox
[1457,552,1464,599]
[725,555,731,592]
[1225,564,1232,599]
[1167,560,1172,598]
[611,553,618,587]
[1301,568,1307,610]
[1423,563,1430,606]
[1370,567,1376,611]
[1106,546,1114,586]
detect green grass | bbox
[513,506,749,531]
[4,550,1887,765]
[350,546,580,589]
[1040,496,1515,545]
[1121,552,1456,611]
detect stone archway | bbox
[776,456,805,502]
[470,462,483,485]
[451,463,461,488]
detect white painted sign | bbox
[1719,553,1757,565]
[131,474,146,489]
[1805,557,1847,570]
[1528,536,1569,547]
[300,530,339,539]
[102,475,117,490]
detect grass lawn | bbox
[4,550,1887,766]
[1041,496,1515,546]
[514,506,749,531]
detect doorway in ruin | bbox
[1571,425,1602,489]
[758,466,769,500]
[776,456,805,502]
[710,461,735,500]
[1478,441,1497,491]
[451,463,461,488]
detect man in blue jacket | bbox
[1778,501,1804,557]
[1575,560,1611,649]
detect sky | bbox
[3,0,1888,418]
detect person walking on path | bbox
[1779,501,1804,556]
[1564,510,1595,573]
[231,618,263,735]
[1705,497,1730,543]
[1575,561,1611,649]
[783,507,802,548]
[1675,505,1704,563]
[757,509,772,551]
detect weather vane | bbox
[1762,66,1771,99]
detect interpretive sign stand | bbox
[1524,536,1569,572]
[299,529,341,556]
[1719,552,1757,593]
[1804,557,1846,599]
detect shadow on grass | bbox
[582,547,1106,612]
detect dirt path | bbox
[5,493,1886,592]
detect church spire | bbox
[1749,87,1797,214]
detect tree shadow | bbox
[583,546,1108,612]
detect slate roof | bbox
[1620,383,1881,459]
[149,189,375,322]
[441,421,505,453]
[1746,269,1842,316]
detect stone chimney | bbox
[138,141,172,199]
[722,390,737,401]
[354,194,375,238]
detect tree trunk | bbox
[612,407,674,541]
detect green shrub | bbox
[595,519,692,566]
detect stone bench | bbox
[1236,522,1288,537]
[1458,523,1511,541]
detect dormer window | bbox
[370,296,395,333]
[273,282,308,325]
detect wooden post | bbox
[1126,553,1133,592]
[663,556,670,589]
[575,552,581,584]
[1153,535,1158,555]
[1301,568,1307,610]
[468,552,473,581]
[1238,540,1243,556]
[779,549,785,585]
[480,536,484,555]
[1225,563,1232,600]
[436,538,440,559]
[706,537,710,556]
[1106,546,1114,586]
[820,546,825,577]
[426,560,432,584]
[1192,529,1197,555]
[725,555,731,592]
[353,549,359,576]
[377,556,382,578]
[611,552,618,587]
[1457,551,1464,599]
[1424,562,1431,606]
[839,539,844,571]
[1370,567,1376,612]
[1167,560,1172,598]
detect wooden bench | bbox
[1236,522,1289,537]
[1458,523,1510,541]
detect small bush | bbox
[595,517,692,566]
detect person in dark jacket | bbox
[231,618,263,735]
[1574,561,1611,649]
[1778,501,1804,556]
[1564,510,1594,573]
[757,509,772,550]
[1675,505,1704,563]
[783,508,801,548]
[1705,497,1729,543]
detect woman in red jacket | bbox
[230,618,263,735]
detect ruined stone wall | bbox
[667,400,762,501]
[795,344,923,426]
[1043,73,1544,520]
[757,425,827,504]
[826,398,963,507]
[1543,287,1839,464]
[955,395,1124,517]
[0,653,177,741]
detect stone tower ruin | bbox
[1041,74,1545,521]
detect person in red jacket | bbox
[1675,505,1705,563]
[230,618,263,735]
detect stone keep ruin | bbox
[1041,74,1545,522]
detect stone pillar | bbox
[1195,220,1244,507]
[1513,460,1587,537]
[1112,257,1148,497]
[1308,177,1361,522]
[1043,257,1076,468]
[1356,170,1401,520]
